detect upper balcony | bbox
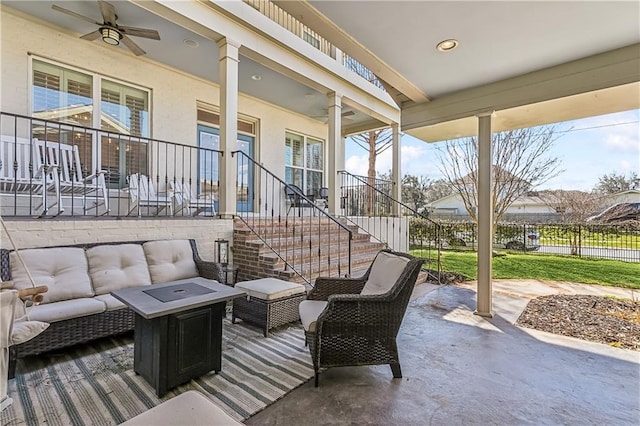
[243,0,385,91]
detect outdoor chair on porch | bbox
[284,184,316,217]
[35,140,109,215]
[299,249,424,387]
[126,173,173,216]
[169,180,216,216]
[0,136,58,216]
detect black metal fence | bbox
[412,219,640,263]
[0,111,221,218]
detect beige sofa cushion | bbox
[25,298,106,323]
[87,244,152,295]
[235,278,305,300]
[143,240,199,283]
[360,252,409,296]
[10,247,93,304]
[94,294,127,311]
[299,300,328,332]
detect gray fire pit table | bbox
[112,277,245,397]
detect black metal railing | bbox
[0,111,221,218]
[433,220,640,263]
[339,171,442,280]
[233,150,353,284]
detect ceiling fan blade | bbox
[119,26,161,40]
[51,5,101,25]
[342,110,355,117]
[98,0,117,25]
[121,35,146,56]
[80,30,102,41]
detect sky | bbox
[345,109,640,192]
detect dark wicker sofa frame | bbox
[305,249,424,387]
[0,239,224,378]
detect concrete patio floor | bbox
[246,280,640,425]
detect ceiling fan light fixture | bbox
[436,39,459,52]
[101,27,121,46]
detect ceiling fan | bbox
[52,0,160,56]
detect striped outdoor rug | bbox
[1,320,313,425]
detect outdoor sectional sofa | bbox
[0,239,224,378]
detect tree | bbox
[401,175,430,211]
[594,171,640,194]
[436,126,564,225]
[537,189,605,255]
[400,175,454,212]
[537,190,604,223]
[350,128,393,213]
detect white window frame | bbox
[285,130,325,196]
[29,56,152,187]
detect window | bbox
[285,132,324,196]
[31,58,150,188]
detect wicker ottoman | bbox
[232,278,306,337]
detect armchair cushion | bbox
[360,251,410,296]
[87,244,151,294]
[143,240,199,283]
[299,300,328,332]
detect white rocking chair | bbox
[35,140,109,215]
[170,180,216,216]
[126,173,173,216]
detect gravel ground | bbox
[516,294,640,351]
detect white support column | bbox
[218,38,240,218]
[327,92,343,215]
[476,113,494,318]
[391,123,401,216]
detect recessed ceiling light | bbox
[183,39,199,48]
[251,74,262,81]
[436,39,459,52]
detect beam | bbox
[402,44,640,131]
[218,38,240,218]
[327,92,344,215]
[475,113,494,318]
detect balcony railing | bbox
[243,0,384,91]
[0,111,221,218]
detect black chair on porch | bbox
[284,184,316,217]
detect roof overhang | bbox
[403,44,640,142]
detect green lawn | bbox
[419,250,640,289]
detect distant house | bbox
[427,193,555,216]
[603,189,640,205]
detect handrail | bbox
[233,150,352,283]
[234,151,353,234]
[339,170,442,283]
[341,171,438,223]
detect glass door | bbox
[197,125,254,213]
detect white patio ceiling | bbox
[281,0,640,141]
[3,1,639,141]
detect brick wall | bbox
[0,218,233,260]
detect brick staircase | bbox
[233,217,386,285]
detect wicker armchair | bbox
[300,249,424,387]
